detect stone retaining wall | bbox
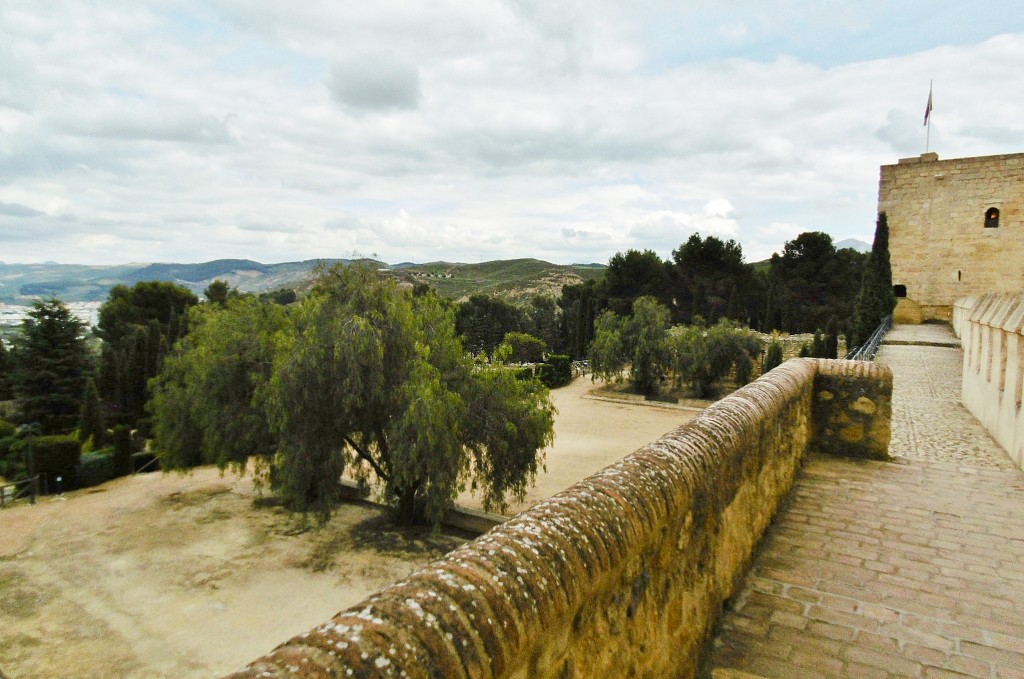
[226,358,892,679]
[954,292,1024,470]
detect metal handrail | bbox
[845,315,893,361]
[0,475,39,508]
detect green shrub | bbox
[0,419,16,438]
[512,366,535,381]
[762,341,784,374]
[538,354,572,388]
[0,435,17,460]
[499,332,547,364]
[75,449,116,488]
[28,434,82,478]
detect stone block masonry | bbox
[879,152,1024,321]
[954,292,1024,470]
[225,359,892,679]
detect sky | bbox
[2,1,1023,267]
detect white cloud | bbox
[0,1,1023,267]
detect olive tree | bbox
[588,296,670,396]
[668,319,762,398]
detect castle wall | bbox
[225,359,892,679]
[879,152,1024,321]
[954,293,1024,470]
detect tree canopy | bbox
[97,281,199,425]
[764,232,866,333]
[150,295,287,476]
[455,294,525,356]
[671,234,750,324]
[11,299,94,433]
[151,266,556,526]
[603,249,672,316]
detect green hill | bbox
[390,258,605,301]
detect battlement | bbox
[880,151,1024,321]
[954,291,1024,469]
[226,359,892,679]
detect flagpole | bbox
[924,79,933,153]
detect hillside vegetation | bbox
[0,258,601,304]
[393,258,605,301]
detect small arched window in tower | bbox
[893,284,907,298]
[985,207,1000,228]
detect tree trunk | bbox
[394,484,424,526]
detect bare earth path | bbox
[706,325,1024,678]
[0,375,694,678]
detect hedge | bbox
[75,449,116,488]
[11,434,82,479]
[538,354,572,388]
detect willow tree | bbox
[266,266,555,525]
[150,295,287,478]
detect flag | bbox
[923,82,933,126]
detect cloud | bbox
[326,53,422,111]
[0,201,45,217]
[1,2,1023,267]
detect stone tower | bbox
[878,152,1024,321]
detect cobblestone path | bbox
[705,325,1024,679]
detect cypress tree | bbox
[762,341,784,374]
[810,330,827,358]
[852,213,897,347]
[0,338,13,400]
[78,378,105,447]
[824,317,839,359]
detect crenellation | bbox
[954,292,1024,470]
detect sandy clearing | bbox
[0,376,699,678]
[459,375,698,515]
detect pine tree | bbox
[12,299,94,433]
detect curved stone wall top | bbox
[225,358,892,679]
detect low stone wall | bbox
[954,292,1024,470]
[226,359,892,679]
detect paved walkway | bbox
[705,325,1024,679]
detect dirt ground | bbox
[0,376,697,678]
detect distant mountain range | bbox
[834,238,871,253]
[0,239,868,305]
[0,258,606,304]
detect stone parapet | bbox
[956,292,1024,469]
[812,359,893,460]
[225,359,893,679]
